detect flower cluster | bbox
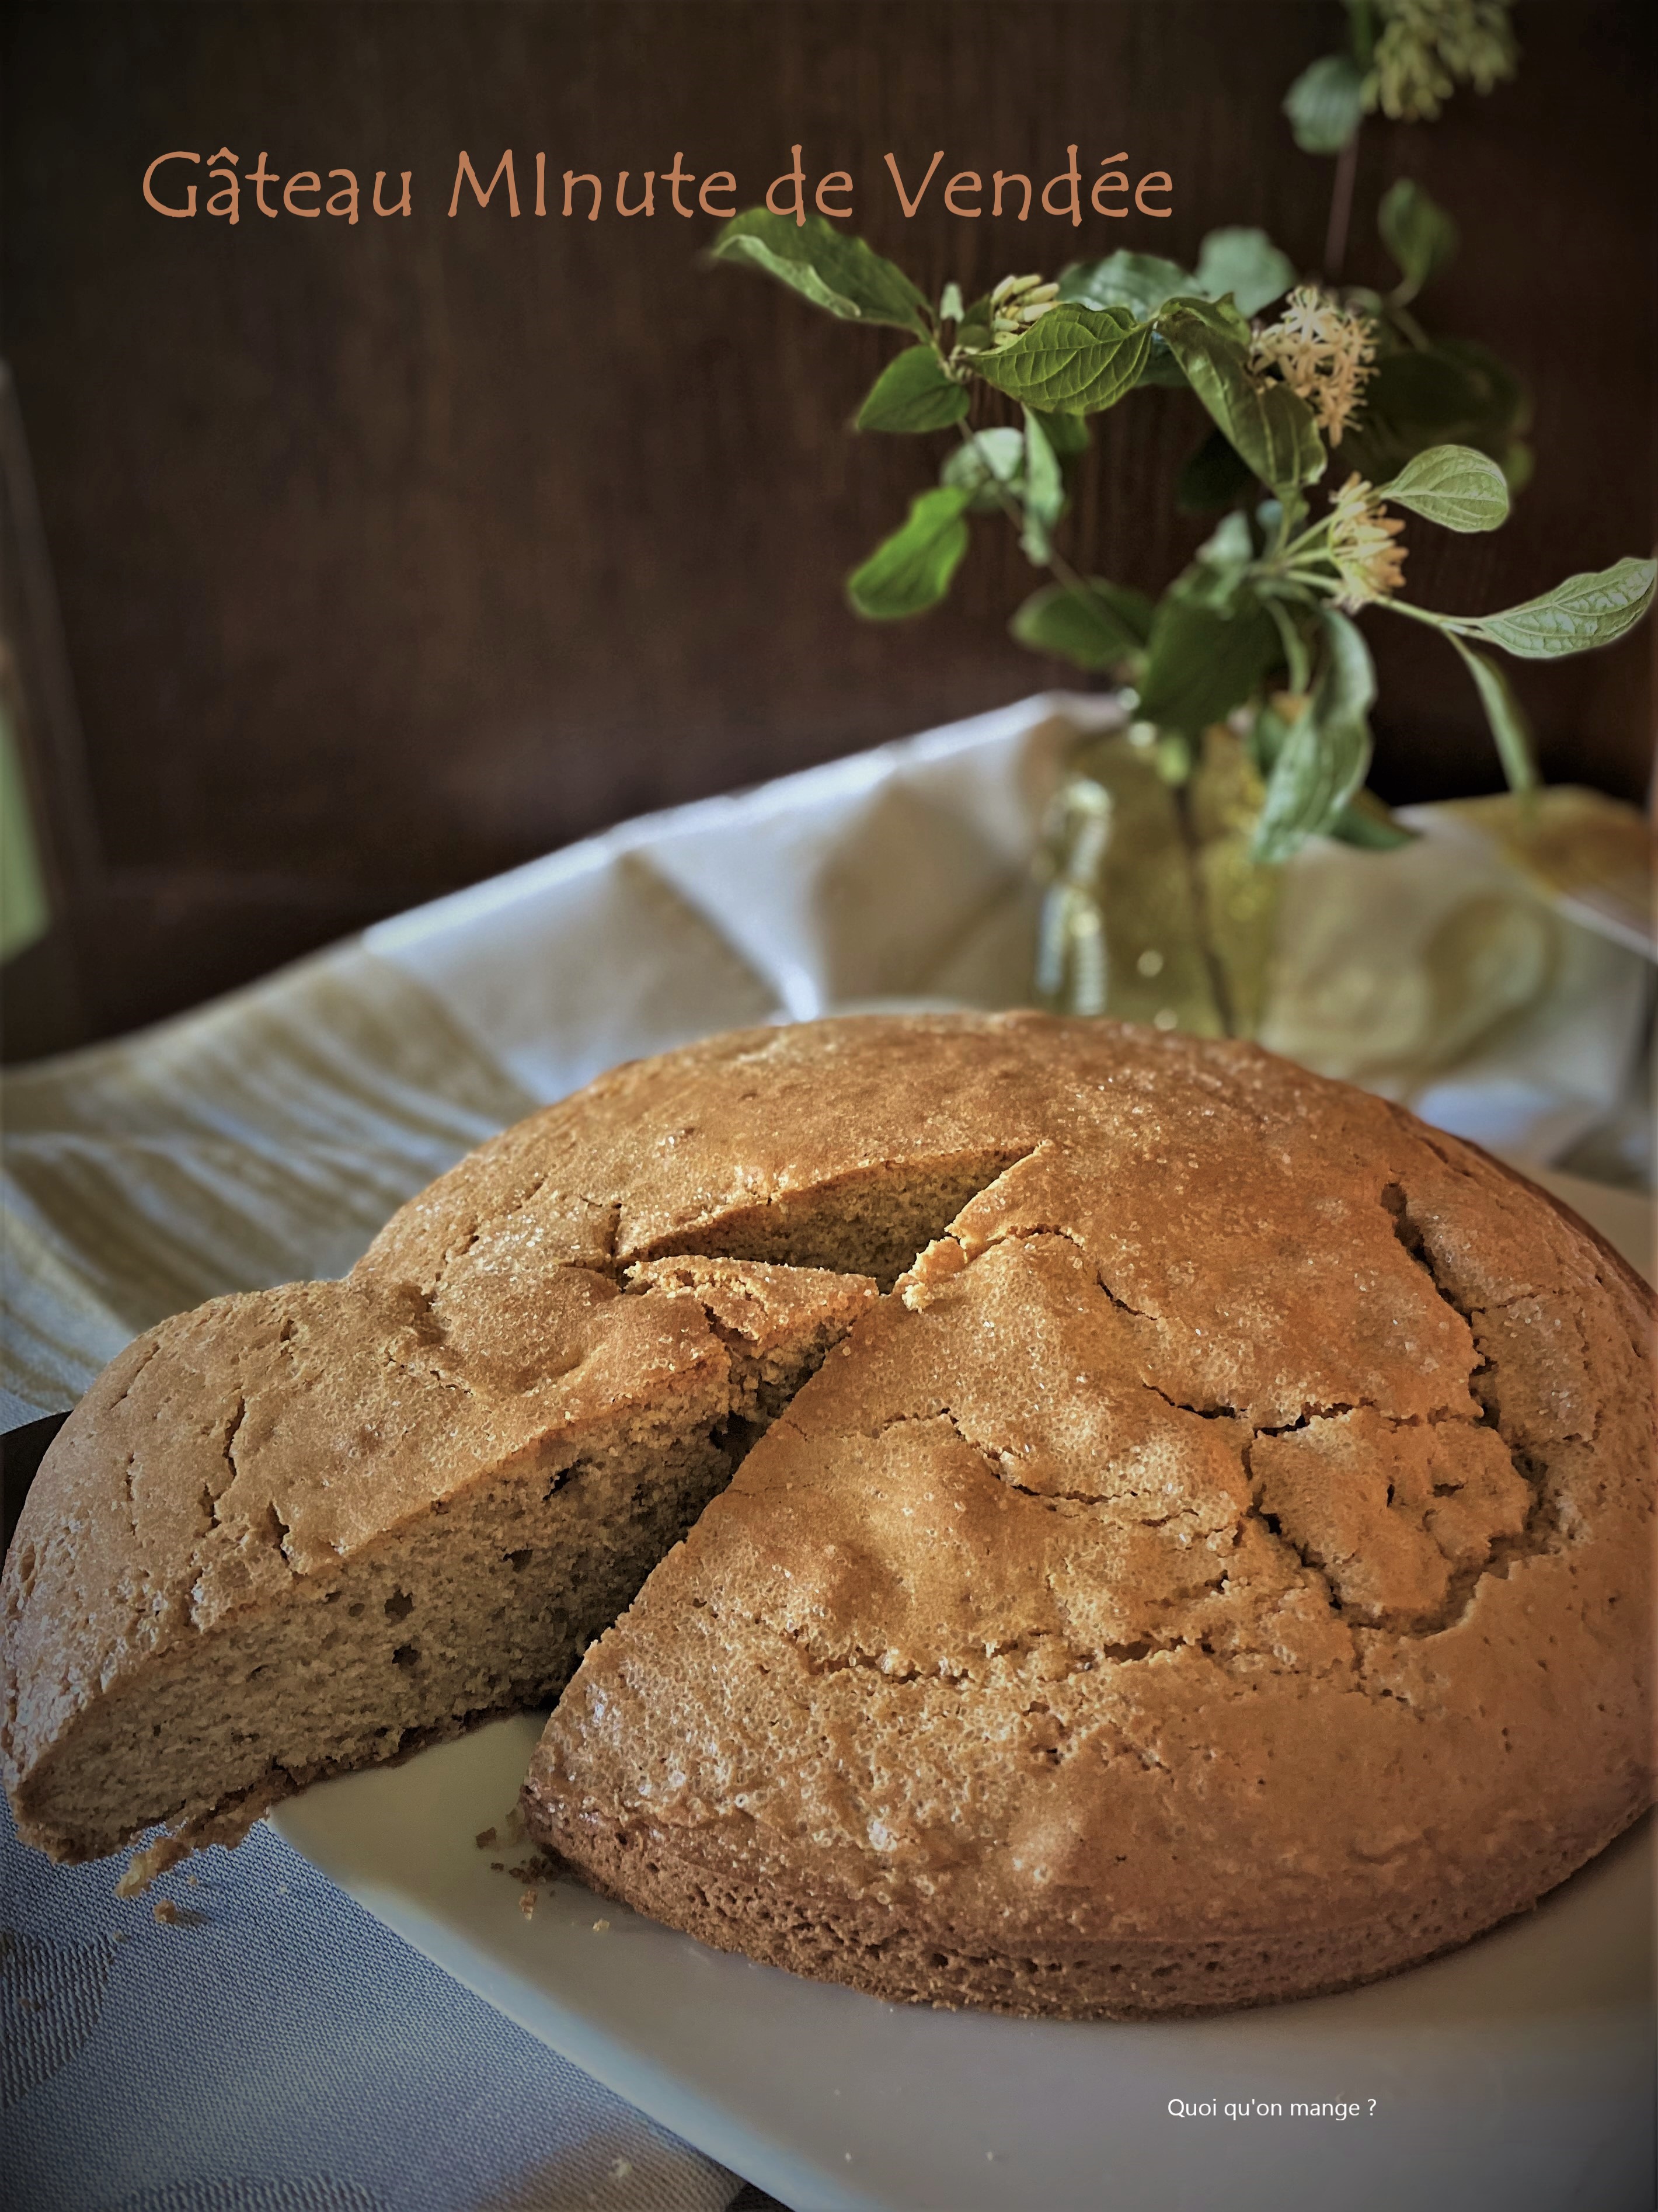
[1327,474,1408,611]
[1367,0,1517,124]
[1248,288,1377,446]
[990,274,1059,347]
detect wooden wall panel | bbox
[2,1,1650,1048]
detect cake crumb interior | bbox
[10,1150,1025,1873]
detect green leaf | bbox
[1193,227,1297,317]
[1319,603,1378,720]
[1442,557,1657,660]
[973,304,1151,414]
[1176,292,1253,346]
[1363,344,1523,444]
[1095,580,1155,644]
[1010,579,1153,670]
[1057,252,1191,317]
[1433,339,1529,437]
[1363,348,1486,434]
[1445,635,1537,792]
[1500,440,1534,494]
[1253,608,1376,862]
[1378,179,1458,304]
[1135,333,1193,388]
[1283,53,1367,154]
[1157,298,1326,493]
[1019,408,1066,564]
[1066,234,1293,391]
[1261,592,1314,695]
[1196,509,1255,577]
[952,291,996,355]
[1380,443,1509,533]
[1246,694,1300,779]
[1339,340,1530,485]
[939,427,1023,512]
[1029,406,1092,459]
[1176,427,1258,513]
[709,208,929,333]
[855,345,969,433]
[1137,584,1281,736]
[845,486,972,620]
[1328,789,1419,848]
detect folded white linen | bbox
[3,691,1645,1424]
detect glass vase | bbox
[1034,720,1280,1039]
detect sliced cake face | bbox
[1,1255,878,1870]
[523,1030,1656,2019]
[1,1012,1091,1872]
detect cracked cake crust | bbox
[5,1013,1652,2020]
[516,1017,1656,2018]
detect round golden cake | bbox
[5,1014,1652,2018]
[519,1014,1656,2016]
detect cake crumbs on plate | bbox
[591,1918,610,1932]
[506,1851,560,1884]
[475,1826,496,1848]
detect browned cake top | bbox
[8,1013,1653,1946]
[521,1014,1656,1952]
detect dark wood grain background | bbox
[3,0,1652,1056]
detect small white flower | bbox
[1249,288,1377,446]
[1368,0,1517,122]
[1328,473,1408,611]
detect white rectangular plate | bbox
[274,1168,1656,2212]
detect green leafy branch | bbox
[708,204,1653,864]
[1284,0,1518,159]
[1284,0,1516,279]
[1279,2,1531,496]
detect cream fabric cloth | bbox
[3,691,1647,1425]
